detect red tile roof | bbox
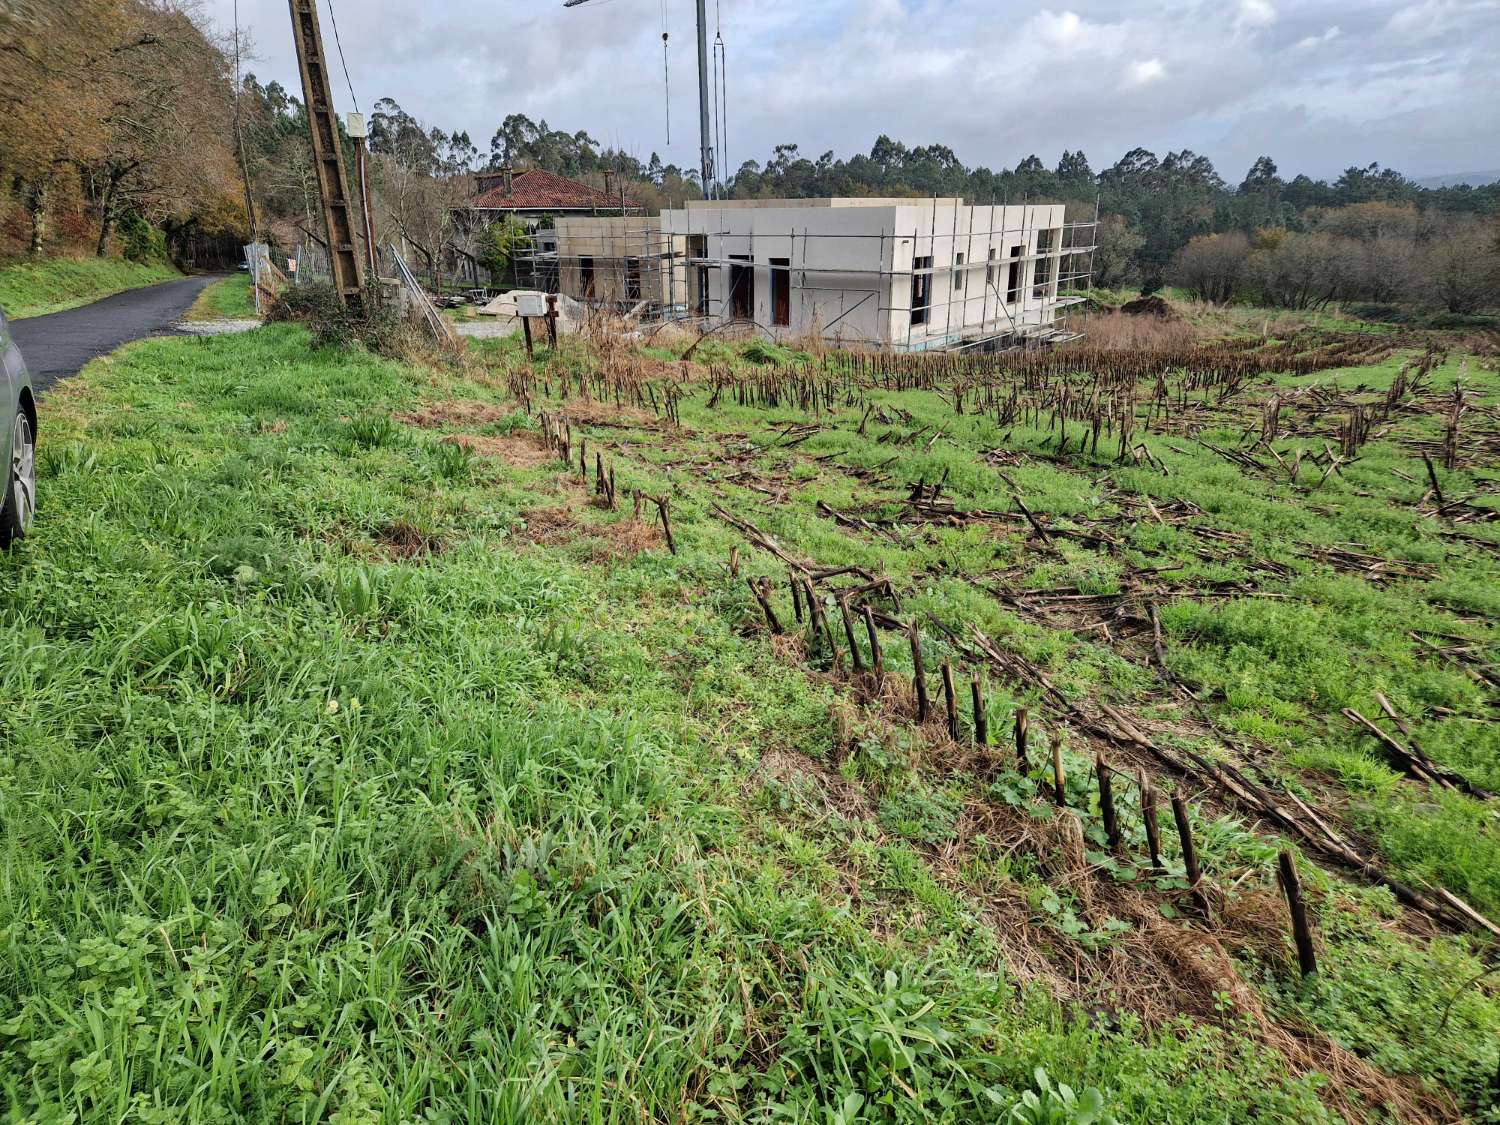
[470,168,640,211]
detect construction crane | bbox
[564,0,717,198]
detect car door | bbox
[0,308,16,471]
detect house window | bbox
[986,248,997,288]
[729,254,754,320]
[911,255,933,326]
[625,257,642,302]
[579,256,596,300]
[1006,247,1022,304]
[770,257,791,327]
[954,253,966,293]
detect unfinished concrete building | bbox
[531,197,1093,349]
[552,216,681,309]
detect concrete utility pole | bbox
[564,0,717,198]
[695,0,715,197]
[288,0,366,305]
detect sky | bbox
[209,0,1500,183]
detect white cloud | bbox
[1235,0,1277,33]
[1295,26,1342,50]
[1122,58,1167,88]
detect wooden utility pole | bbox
[288,0,365,305]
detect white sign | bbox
[287,259,298,273]
[516,293,547,318]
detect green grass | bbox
[0,256,180,319]
[183,273,257,321]
[2,325,1498,1122]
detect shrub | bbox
[267,281,414,356]
[118,212,167,263]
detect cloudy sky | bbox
[210,0,1500,182]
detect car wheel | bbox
[0,407,35,547]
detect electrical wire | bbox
[326,0,360,114]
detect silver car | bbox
[0,306,36,547]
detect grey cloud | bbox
[211,0,1500,179]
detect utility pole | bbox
[288,0,365,305]
[564,0,717,198]
[695,0,714,197]
[345,110,379,278]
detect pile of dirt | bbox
[1120,294,1180,320]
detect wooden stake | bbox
[1096,755,1121,854]
[839,597,865,672]
[1051,736,1066,806]
[1171,795,1210,918]
[788,572,804,623]
[748,577,783,635]
[728,546,739,578]
[941,662,959,740]
[861,606,883,681]
[654,496,676,554]
[1014,707,1029,771]
[1141,776,1164,873]
[970,676,988,746]
[1277,850,1317,978]
[908,623,930,722]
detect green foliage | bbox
[267,281,412,355]
[879,784,962,843]
[185,274,257,321]
[3,322,1498,1121]
[117,212,167,264]
[479,217,530,282]
[1007,1068,1119,1124]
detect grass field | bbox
[183,273,258,322]
[0,256,180,319]
[1,317,1497,1122]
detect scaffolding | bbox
[510,199,1098,352]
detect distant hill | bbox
[1416,170,1500,189]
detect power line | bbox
[325,0,360,114]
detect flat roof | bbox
[681,197,1061,211]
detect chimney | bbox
[503,166,515,194]
[604,169,615,198]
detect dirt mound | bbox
[1120,295,1180,320]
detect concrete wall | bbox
[553,216,683,308]
[661,198,1068,348]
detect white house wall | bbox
[660,199,1069,349]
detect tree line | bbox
[2,5,1495,314]
[0,0,245,266]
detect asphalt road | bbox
[10,273,227,394]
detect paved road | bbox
[10,274,227,394]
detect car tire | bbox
[0,406,35,548]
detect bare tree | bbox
[1169,232,1250,304]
